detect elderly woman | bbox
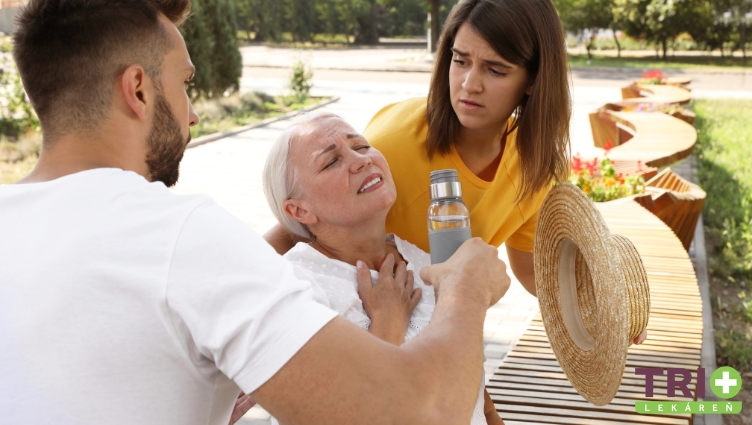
[262,111,503,425]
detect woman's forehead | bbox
[291,117,357,155]
[453,23,507,63]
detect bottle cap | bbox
[429,169,462,200]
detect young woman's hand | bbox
[356,254,422,345]
[630,330,648,346]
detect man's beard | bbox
[145,90,190,188]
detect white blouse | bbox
[283,234,488,425]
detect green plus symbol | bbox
[710,367,742,399]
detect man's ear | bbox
[283,199,318,226]
[120,64,150,122]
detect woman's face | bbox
[449,23,533,134]
[284,117,397,230]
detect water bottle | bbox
[427,169,472,264]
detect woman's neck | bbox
[454,122,508,181]
[310,220,402,271]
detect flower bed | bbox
[640,69,666,85]
[570,143,647,202]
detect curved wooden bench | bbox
[600,101,695,125]
[633,169,706,251]
[665,77,692,88]
[621,83,692,105]
[589,111,697,168]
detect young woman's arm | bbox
[506,245,536,297]
[483,389,505,425]
[263,223,311,255]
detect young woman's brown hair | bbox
[427,0,571,201]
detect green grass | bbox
[694,99,752,373]
[568,54,752,70]
[189,92,323,139]
[694,99,752,282]
[237,31,353,48]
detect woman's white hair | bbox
[262,110,342,239]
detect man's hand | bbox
[229,392,256,425]
[420,238,511,308]
[357,254,422,345]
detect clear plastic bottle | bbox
[427,169,471,264]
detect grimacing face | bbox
[449,23,533,135]
[284,117,397,230]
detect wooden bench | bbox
[665,77,692,89]
[589,111,697,168]
[633,169,706,251]
[489,200,703,424]
[621,84,692,105]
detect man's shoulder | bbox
[0,168,217,244]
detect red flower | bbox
[571,153,584,173]
[604,140,613,154]
[586,158,598,174]
[641,69,664,79]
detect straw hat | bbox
[534,183,650,406]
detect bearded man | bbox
[0,1,511,424]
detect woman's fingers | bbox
[378,253,395,278]
[355,260,373,298]
[393,260,408,288]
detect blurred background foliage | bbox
[553,0,752,59]
[181,0,243,99]
[234,0,457,45]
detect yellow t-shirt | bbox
[363,97,548,253]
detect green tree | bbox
[182,0,242,98]
[613,0,698,59]
[236,0,285,42]
[182,0,214,97]
[209,0,242,95]
[555,0,615,58]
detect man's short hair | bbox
[12,0,191,140]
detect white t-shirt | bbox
[284,235,488,425]
[0,169,337,425]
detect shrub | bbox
[0,40,40,138]
[290,57,313,102]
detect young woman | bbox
[360,0,571,297]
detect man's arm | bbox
[506,245,536,297]
[252,239,510,425]
[263,223,310,255]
